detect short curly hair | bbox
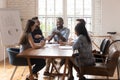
[57,17,64,22]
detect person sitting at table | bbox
[19,19,46,80]
[47,17,70,43]
[31,16,45,43]
[59,18,86,46]
[68,23,95,80]
[44,17,70,76]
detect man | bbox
[31,17,44,43]
[47,17,70,43]
[44,17,70,75]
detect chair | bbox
[93,38,110,62]
[6,47,28,80]
[81,40,120,79]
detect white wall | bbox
[7,0,38,29]
[0,0,7,61]
[102,0,120,36]
[0,0,6,8]
[0,0,37,61]
[92,0,102,35]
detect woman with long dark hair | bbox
[68,23,95,80]
[19,20,46,80]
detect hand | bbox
[46,36,53,42]
[68,38,73,42]
[67,38,74,45]
[43,38,47,41]
[53,30,60,35]
[58,40,66,46]
[40,40,46,46]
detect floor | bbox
[0,58,118,80]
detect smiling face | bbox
[56,18,64,29]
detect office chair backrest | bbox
[7,48,28,66]
[100,39,110,55]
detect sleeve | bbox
[62,28,70,41]
[72,36,82,50]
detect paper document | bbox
[59,46,72,50]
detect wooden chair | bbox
[6,48,28,80]
[81,40,120,79]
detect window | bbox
[38,0,92,37]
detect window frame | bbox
[38,0,93,37]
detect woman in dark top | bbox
[32,17,44,43]
[19,20,46,80]
[68,23,95,80]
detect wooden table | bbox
[18,44,73,80]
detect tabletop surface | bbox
[18,44,73,58]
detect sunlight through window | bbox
[38,0,92,37]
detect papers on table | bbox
[45,44,60,48]
[59,46,72,50]
[45,43,72,50]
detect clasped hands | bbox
[52,30,60,36]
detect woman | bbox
[19,20,46,80]
[68,23,95,80]
[76,18,86,25]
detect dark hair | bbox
[32,16,38,20]
[75,23,91,43]
[19,20,35,45]
[76,19,86,25]
[57,17,64,23]
[24,20,35,33]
